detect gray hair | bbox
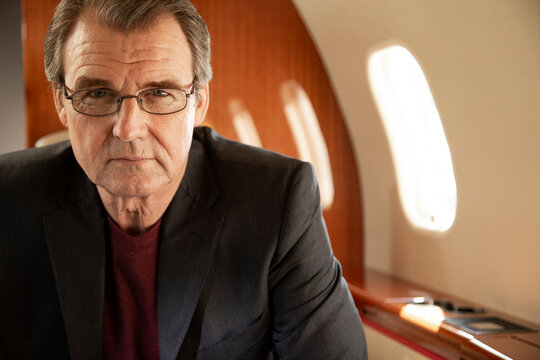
[44,0,212,87]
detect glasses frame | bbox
[62,77,197,116]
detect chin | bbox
[107,185,154,198]
[97,176,164,198]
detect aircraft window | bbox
[367,45,456,232]
[280,80,335,210]
[229,99,262,148]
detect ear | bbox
[193,84,209,127]
[52,84,68,128]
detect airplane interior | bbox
[1,0,539,358]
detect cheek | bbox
[68,115,110,167]
[157,115,195,169]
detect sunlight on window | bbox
[280,80,335,210]
[367,45,457,232]
[229,99,262,148]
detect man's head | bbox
[45,0,212,87]
[46,0,211,200]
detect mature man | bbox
[0,0,367,359]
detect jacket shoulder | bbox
[1,140,73,169]
[193,126,307,174]
[189,126,318,226]
[0,141,76,208]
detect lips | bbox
[110,157,153,163]
[117,157,150,161]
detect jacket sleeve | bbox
[268,162,367,359]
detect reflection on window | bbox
[229,99,262,148]
[280,80,334,210]
[368,44,457,232]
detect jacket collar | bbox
[43,138,223,360]
[43,160,107,360]
[157,136,223,360]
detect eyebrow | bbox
[145,80,185,89]
[74,77,114,90]
[73,77,189,91]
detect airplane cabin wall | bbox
[293,0,540,323]
[0,0,25,154]
[1,0,538,327]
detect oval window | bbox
[368,45,457,232]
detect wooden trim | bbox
[350,268,540,360]
[363,316,448,360]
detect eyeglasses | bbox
[62,78,196,116]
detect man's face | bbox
[54,11,208,198]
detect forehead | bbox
[62,11,192,88]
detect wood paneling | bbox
[22,0,363,272]
[22,0,62,147]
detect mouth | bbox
[111,157,153,163]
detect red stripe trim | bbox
[362,316,448,360]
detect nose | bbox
[112,97,149,142]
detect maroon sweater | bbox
[103,217,161,360]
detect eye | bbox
[87,89,110,98]
[150,89,171,97]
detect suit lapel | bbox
[43,165,107,360]
[157,138,224,360]
[42,132,222,360]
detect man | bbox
[0,0,367,358]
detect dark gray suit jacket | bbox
[0,127,367,359]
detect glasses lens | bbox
[140,89,187,114]
[72,89,118,116]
